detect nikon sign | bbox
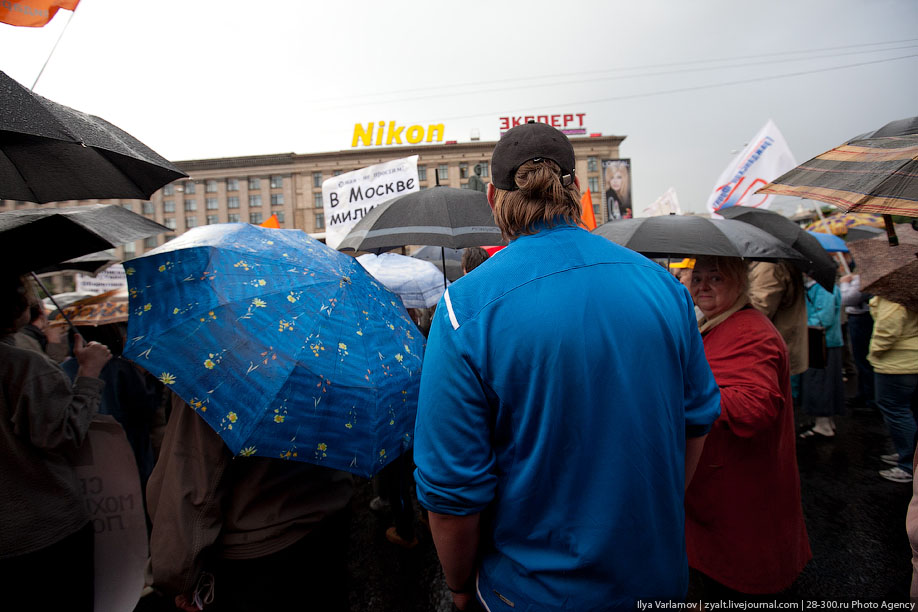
[352,121,445,147]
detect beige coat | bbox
[146,394,354,598]
[748,261,809,375]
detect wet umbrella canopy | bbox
[337,186,504,254]
[0,205,168,275]
[122,224,425,478]
[592,215,807,262]
[719,205,837,290]
[0,70,187,203]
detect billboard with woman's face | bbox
[601,159,632,221]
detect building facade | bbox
[1,135,625,263]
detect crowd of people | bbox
[2,121,917,611]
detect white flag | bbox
[706,120,797,214]
[642,187,681,217]
[323,156,420,249]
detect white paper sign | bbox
[76,264,127,294]
[706,119,797,214]
[323,155,420,249]
[74,416,149,612]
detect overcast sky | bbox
[2,0,916,214]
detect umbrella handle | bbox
[441,247,448,290]
[29,272,79,340]
[883,214,899,247]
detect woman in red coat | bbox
[686,255,811,597]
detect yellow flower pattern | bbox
[159,372,176,385]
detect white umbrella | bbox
[357,252,448,309]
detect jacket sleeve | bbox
[706,316,786,438]
[869,297,907,356]
[806,285,838,329]
[147,395,232,598]
[747,262,784,319]
[10,355,103,454]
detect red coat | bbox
[686,307,811,594]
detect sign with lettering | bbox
[76,264,127,294]
[499,113,587,135]
[323,155,420,249]
[352,121,445,147]
[74,415,148,612]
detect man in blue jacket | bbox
[414,121,721,611]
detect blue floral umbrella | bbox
[122,224,425,478]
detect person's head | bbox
[461,247,489,274]
[605,161,630,198]
[28,301,48,326]
[689,256,748,319]
[1,274,33,336]
[473,163,482,177]
[487,121,581,240]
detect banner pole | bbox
[31,9,77,91]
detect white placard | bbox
[76,264,127,294]
[322,156,420,249]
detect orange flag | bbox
[0,0,79,27]
[260,214,280,229]
[579,189,597,231]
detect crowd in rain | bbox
[3,121,918,612]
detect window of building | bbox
[163,200,175,212]
[122,242,136,257]
[144,236,158,249]
[205,180,218,193]
[227,196,239,209]
[249,212,263,224]
[164,218,176,230]
[437,165,448,181]
[184,181,196,194]
[587,156,598,173]
[459,163,469,179]
[588,177,599,193]
[184,199,197,211]
[275,211,285,224]
[333,170,342,176]
[142,201,155,215]
[315,192,323,208]
[315,213,325,230]
[228,213,240,223]
[206,214,219,225]
[206,197,218,210]
[248,178,261,190]
[249,195,262,207]
[163,184,175,196]
[186,216,198,229]
[122,203,133,212]
[271,194,284,206]
[313,172,322,187]
[479,162,489,177]
[270,175,283,189]
[226,178,238,191]
[418,165,427,181]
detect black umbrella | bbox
[0,205,168,275]
[718,206,837,291]
[2,204,168,335]
[845,225,886,242]
[337,186,505,287]
[0,70,187,203]
[34,250,119,276]
[592,215,806,262]
[410,245,464,282]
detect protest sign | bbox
[76,263,127,294]
[322,156,419,249]
[74,416,148,612]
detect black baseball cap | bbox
[490,120,576,191]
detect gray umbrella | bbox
[719,205,837,291]
[0,70,187,203]
[410,245,464,282]
[592,215,807,262]
[337,187,504,254]
[0,205,168,275]
[33,250,119,276]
